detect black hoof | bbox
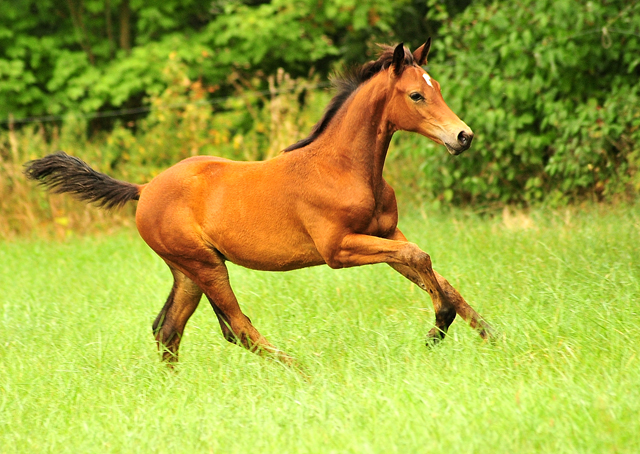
[425,327,445,347]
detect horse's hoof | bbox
[478,321,498,343]
[425,328,445,347]
[425,337,440,348]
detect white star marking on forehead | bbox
[423,73,433,88]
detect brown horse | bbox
[25,40,493,365]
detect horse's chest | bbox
[339,186,398,238]
[343,200,397,238]
[363,210,397,238]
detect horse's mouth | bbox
[445,143,467,156]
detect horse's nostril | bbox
[458,131,473,147]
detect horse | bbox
[25,39,494,366]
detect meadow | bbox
[1,204,639,453]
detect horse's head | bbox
[387,39,473,155]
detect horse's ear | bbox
[412,37,432,66]
[392,42,406,76]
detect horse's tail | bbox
[24,151,144,210]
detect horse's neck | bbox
[314,77,394,193]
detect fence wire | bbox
[1,82,331,126]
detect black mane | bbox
[283,45,415,152]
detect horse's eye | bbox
[409,92,424,102]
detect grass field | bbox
[1,204,639,453]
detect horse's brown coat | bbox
[25,41,493,365]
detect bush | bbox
[397,0,640,205]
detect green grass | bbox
[1,205,639,453]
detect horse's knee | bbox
[402,243,432,270]
[416,251,432,269]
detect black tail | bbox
[24,151,142,210]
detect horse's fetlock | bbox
[223,331,238,344]
[152,309,167,334]
[438,305,457,326]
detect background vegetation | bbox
[1,0,640,236]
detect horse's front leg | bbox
[324,233,457,343]
[386,229,494,341]
[390,263,494,341]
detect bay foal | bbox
[25,40,493,365]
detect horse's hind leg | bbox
[153,267,203,362]
[179,257,295,365]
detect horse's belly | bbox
[203,218,325,271]
[220,243,326,271]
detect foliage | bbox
[1,0,214,119]
[0,0,449,120]
[407,0,640,204]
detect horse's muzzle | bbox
[446,130,474,155]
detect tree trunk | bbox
[105,0,114,59]
[119,0,131,54]
[66,0,95,65]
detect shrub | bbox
[396,0,640,205]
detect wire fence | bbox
[1,81,332,126]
